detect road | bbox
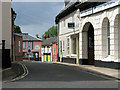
[2,61,119,88]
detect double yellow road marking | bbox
[3,62,29,83]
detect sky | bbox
[11,1,64,37]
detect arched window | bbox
[107,20,110,55]
[102,17,110,58]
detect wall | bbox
[14,35,23,61]
[80,6,120,63]
[52,43,58,62]
[58,2,120,65]
[41,46,52,62]
[23,41,42,61]
[1,0,11,68]
[59,9,80,58]
[2,1,11,49]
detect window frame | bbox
[28,41,33,50]
[23,42,26,50]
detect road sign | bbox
[28,49,31,53]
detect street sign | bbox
[28,49,31,53]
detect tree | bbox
[42,25,58,40]
[14,25,22,33]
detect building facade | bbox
[56,0,120,69]
[41,37,58,62]
[0,0,14,68]
[21,33,42,61]
[14,33,23,61]
[52,41,58,62]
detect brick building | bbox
[52,40,58,62]
[14,33,23,61]
[41,37,58,62]
[21,33,42,61]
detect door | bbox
[35,52,39,61]
[88,24,94,65]
[46,55,48,61]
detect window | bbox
[107,20,110,55]
[23,42,26,50]
[28,42,33,50]
[63,41,65,51]
[72,38,76,54]
[54,55,56,60]
[19,41,21,52]
[47,46,49,52]
[54,48,56,53]
[23,52,27,58]
[67,38,69,54]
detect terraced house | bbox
[55,0,120,69]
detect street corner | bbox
[2,62,29,83]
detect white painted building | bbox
[0,0,12,68]
[41,37,57,62]
[55,0,120,69]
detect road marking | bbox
[2,68,11,72]
[3,62,29,83]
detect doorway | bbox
[82,22,94,65]
[88,24,94,65]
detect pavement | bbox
[55,62,120,79]
[2,61,28,83]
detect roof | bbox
[55,1,104,24]
[55,1,79,24]
[42,37,57,46]
[14,33,23,37]
[15,33,42,41]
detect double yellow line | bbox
[3,62,29,83]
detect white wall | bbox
[2,2,11,49]
[119,14,120,61]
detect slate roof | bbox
[42,37,57,46]
[15,33,42,41]
[14,33,23,37]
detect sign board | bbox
[93,0,120,13]
[28,49,31,53]
[34,45,40,50]
[68,22,75,28]
[80,8,93,17]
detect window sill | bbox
[71,54,77,57]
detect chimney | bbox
[64,0,70,6]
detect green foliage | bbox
[42,25,58,40]
[14,25,22,33]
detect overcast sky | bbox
[12,1,64,37]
